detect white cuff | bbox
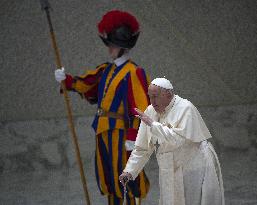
[150,121,161,130]
[150,121,162,142]
[125,140,135,151]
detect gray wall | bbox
[1,0,256,121]
[0,0,257,204]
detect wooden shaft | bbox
[44,7,91,205]
[61,81,91,205]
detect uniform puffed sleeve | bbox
[63,63,109,104]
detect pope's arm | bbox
[123,109,154,179]
[150,102,206,148]
[150,121,186,149]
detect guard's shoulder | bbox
[128,62,147,77]
[96,62,110,70]
[83,62,110,77]
[130,61,138,67]
[126,61,138,72]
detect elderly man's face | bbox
[148,84,172,113]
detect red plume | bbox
[98,10,140,34]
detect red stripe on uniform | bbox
[136,68,150,105]
[127,74,137,116]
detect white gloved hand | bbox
[55,67,66,83]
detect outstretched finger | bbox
[134,108,143,115]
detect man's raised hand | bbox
[134,108,153,126]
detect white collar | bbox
[113,53,130,67]
[164,95,176,113]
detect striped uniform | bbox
[64,60,150,204]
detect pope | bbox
[119,78,225,205]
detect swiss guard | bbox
[55,10,150,205]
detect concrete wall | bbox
[1,104,257,204]
[1,0,256,121]
[1,0,257,204]
[1,104,256,174]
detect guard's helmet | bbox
[98,10,140,49]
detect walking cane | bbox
[39,1,91,204]
[123,182,127,205]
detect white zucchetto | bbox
[151,78,173,90]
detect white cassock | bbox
[124,95,225,205]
